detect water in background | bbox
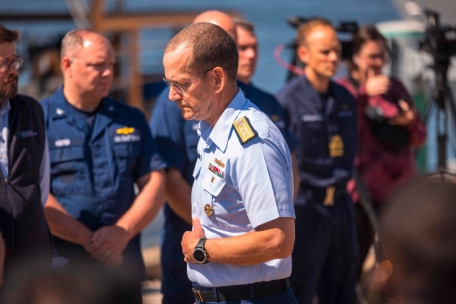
[2,0,403,247]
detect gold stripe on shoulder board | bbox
[233,116,257,144]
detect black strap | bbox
[192,278,289,302]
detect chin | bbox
[180,109,195,121]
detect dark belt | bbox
[192,278,289,303]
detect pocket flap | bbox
[113,143,140,157]
[50,146,85,163]
[202,172,226,197]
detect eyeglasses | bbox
[0,57,24,73]
[163,67,215,95]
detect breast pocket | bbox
[200,172,230,228]
[50,145,86,193]
[113,143,141,172]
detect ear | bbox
[61,56,72,76]
[297,45,309,64]
[211,67,226,94]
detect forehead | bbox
[236,28,257,45]
[307,26,339,46]
[0,42,16,59]
[75,36,114,59]
[163,45,194,80]
[360,40,384,54]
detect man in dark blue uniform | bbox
[41,29,166,303]
[276,18,358,304]
[235,18,299,198]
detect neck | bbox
[206,84,238,129]
[237,76,251,85]
[63,83,102,112]
[305,67,330,94]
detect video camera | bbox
[287,16,359,61]
[420,9,456,67]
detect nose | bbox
[101,66,113,77]
[168,87,180,101]
[329,50,339,62]
[246,48,256,60]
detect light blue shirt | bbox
[0,99,50,205]
[188,90,295,287]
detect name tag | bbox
[302,114,323,122]
[113,134,141,143]
[55,138,71,147]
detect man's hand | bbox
[181,217,205,263]
[104,251,123,268]
[389,99,415,127]
[365,69,390,97]
[88,225,131,262]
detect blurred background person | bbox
[234,18,300,200]
[276,18,358,304]
[337,25,427,276]
[41,29,166,304]
[0,232,4,287]
[1,258,140,304]
[0,23,53,288]
[374,178,456,304]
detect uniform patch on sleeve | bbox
[233,116,257,144]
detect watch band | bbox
[193,238,209,264]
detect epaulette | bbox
[233,116,257,144]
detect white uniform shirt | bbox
[188,90,295,287]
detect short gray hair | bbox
[60,29,99,60]
[165,22,238,81]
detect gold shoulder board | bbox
[233,116,257,144]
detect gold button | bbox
[204,204,213,216]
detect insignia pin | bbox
[204,204,213,217]
[211,176,215,183]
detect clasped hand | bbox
[84,225,131,267]
[181,217,205,263]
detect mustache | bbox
[3,75,18,84]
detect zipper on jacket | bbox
[0,166,15,255]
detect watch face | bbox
[193,248,206,263]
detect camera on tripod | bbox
[420,9,456,65]
[419,9,456,171]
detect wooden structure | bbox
[2,0,240,111]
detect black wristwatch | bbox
[193,238,209,264]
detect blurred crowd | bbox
[0,8,455,304]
